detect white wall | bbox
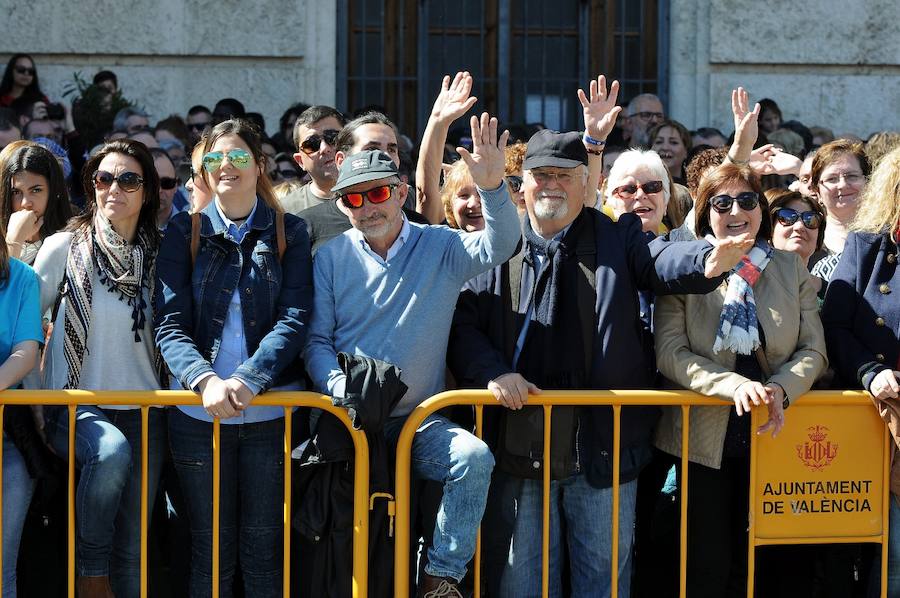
[0,0,339,136]
[668,0,900,138]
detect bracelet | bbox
[725,153,748,166]
[582,133,606,147]
[585,147,604,156]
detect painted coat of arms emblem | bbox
[796,425,839,471]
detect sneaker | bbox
[417,573,463,598]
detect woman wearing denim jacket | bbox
[155,118,312,598]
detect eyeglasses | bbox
[299,129,340,155]
[187,121,210,132]
[202,149,253,172]
[612,180,664,198]
[92,170,144,193]
[159,177,179,190]
[14,66,35,76]
[819,172,865,188]
[339,184,397,209]
[774,207,822,230]
[710,191,760,213]
[631,111,664,122]
[505,176,523,192]
[530,171,577,185]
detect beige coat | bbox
[653,249,828,469]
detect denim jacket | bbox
[155,198,313,394]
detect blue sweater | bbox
[305,183,520,416]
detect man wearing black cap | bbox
[305,113,520,597]
[448,77,752,597]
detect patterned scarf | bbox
[62,213,162,389]
[707,238,773,355]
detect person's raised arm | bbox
[727,87,761,166]
[578,74,622,208]
[416,71,478,224]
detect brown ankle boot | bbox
[76,575,115,598]
[417,573,462,598]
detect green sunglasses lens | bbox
[202,152,224,172]
[228,149,252,169]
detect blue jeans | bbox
[2,438,34,598]
[385,413,494,582]
[870,497,900,597]
[168,408,284,598]
[44,406,166,598]
[499,474,638,598]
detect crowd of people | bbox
[1,51,900,598]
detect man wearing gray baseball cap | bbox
[305,113,520,597]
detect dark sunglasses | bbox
[159,177,179,190]
[612,180,664,198]
[774,207,822,230]
[505,175,523,193]
[202,149,253,172]
[187,122,210,132]
[711,191,760,213]
[299,129,340,155]
[339,184,397,209]
[14,66,35,76]
[279,169,300,180]
[93,170,144,193]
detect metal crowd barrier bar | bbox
[393,389,888,598]
[0,390,372,598]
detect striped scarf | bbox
[707,238,773,355]
[62,213,162,389]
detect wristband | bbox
[585,147,603,156]
[582,133,606,147]
[725,153,748,166]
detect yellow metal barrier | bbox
[393,389,890,598]
[0,390,372,598]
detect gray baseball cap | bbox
[332,150,399,193]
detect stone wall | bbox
[0,0,338,137]
[668,0,900,137]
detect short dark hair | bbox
[693,127,725,140]
[292,105,346,149]
[187,105,211,117]
[70,139,160,248]
[0,115,19,133]
[759,98,782,120]
[334,112,399,155]
[694,162,772,242]
[279,103,310,132]
[212,98,245,120]
[92,70,118,87]
[245,112,266,135]
[149,147,176,170]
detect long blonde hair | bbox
[851,146,900,234]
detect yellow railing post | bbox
[474,404,483,598]
[541,405,552,598]
[68,404,76,598]
[679,405,690,598]
[212,417,221,598]
[140,405,149,598]
[611,404,621,598]
[0,404,4,598]
[283,408,292,598]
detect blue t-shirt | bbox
[0,259,43,368]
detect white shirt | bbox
[348,215,411,266]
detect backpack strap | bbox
[190,212,201,268]
[275,210,286,262]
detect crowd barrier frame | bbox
[0,390,372,598]
[394,389,890,598]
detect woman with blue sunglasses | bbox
[155,118,312,598]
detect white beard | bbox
[533,193,569,221]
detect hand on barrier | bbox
[457,112,509,191]
[757,384,785,437]
[733,381,769,416]
[224,377,254,411]
[488,373,542,410]
[199,375,240,419]
[869,369,900,400]
[578,74,621,142]
[704,233,755,278]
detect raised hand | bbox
[704,233,755,278]
[457,112,510,190]
[6,209,43,253]
[577,75,622,141]
[430,71,478,125]
[730,87,761,163]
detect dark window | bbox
[337,0,665,140]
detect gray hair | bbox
[627,93,663,117]
[604,149,671,206]
[113,107,149,133]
